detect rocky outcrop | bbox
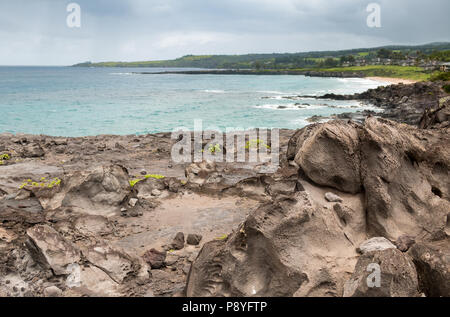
[343,248,419,297]
[26,225,81,275]
[419,96,450,129]
[186,192,363,297]
[289,121,362,194]
[35,165,131,215]
[360,118,449,240]
[303,81,450,126]
[288,117,450,241]
[187,117,449,297]
[408,240,449,297]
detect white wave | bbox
[262,95,286,100]
[109,72,133,75]
[203,89,226,93]
[254,103,319,110]
[256,90,290,95]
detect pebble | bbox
[325,192,343,203]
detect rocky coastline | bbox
[0,81,449,297]
[303,81,450,127]
[133,69,365,78]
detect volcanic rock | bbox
[186,234,203,246]
[343,248,419,297]
[26,225,81,275]
[357,237,396,254]
[408,240,449,297]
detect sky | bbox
[0,0,449,65]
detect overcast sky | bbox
[0,0,449,65]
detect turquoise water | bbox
[0,67,386,137]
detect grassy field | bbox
[317,65,432,81]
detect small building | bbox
[439,62,450,72]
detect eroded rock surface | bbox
[187,117,449,297]
[1,102,449,297]
[187,192,362,297]
[343,248,419,297]
[288,117,450,241]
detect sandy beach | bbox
[367,76,419,85]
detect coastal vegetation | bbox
[316,65,432,81]
[19,177,61,189]
[129,174,165,188]
[0,153,10,165]
[245,139,271,150]
[73,43,450,81]
[74,43,450,69]
[430,71,450,82]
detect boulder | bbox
[135,177,166,200]
[21,143,45,158]
[43,286,62,297]
[357,237,396,254]
[0,197,44,225]
[419,97,450,129]
[325,192,343,203]
[187,192,363,297]
[59,165,131,216]
[289,121,362,194]
[26,225,81,275]
[171,232,185,250]
[394,235,416,252]
[143,249,166,269]
[288,117,450,241]
[186,234,203,246]
[360,117,449,240]
[408,240,449,297]
[344,248,419,297]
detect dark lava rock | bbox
[186,234,203,246]
[143,249,167,269]
[408,240,449,297]
[171,232,185,250]
[394,235,416,252]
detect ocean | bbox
[0,67,387,137]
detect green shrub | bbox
[19,177,61,189]
[208,144,221,154]
[443,84,450,93]
[0,153,10,165]
[430,71,450,82]
[130,174,165,187]
[144,174,165,180]
[245,139,270,150]
[129,179,142,187]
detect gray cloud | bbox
[0,0,449,65]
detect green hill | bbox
[73,42,450,70]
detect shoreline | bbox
[132,69,423,84]
[367,76,419,85]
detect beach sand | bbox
[367,77,418,85]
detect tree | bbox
[377,48,392,59]
[324,58,338,67]
[254,61,263,70]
